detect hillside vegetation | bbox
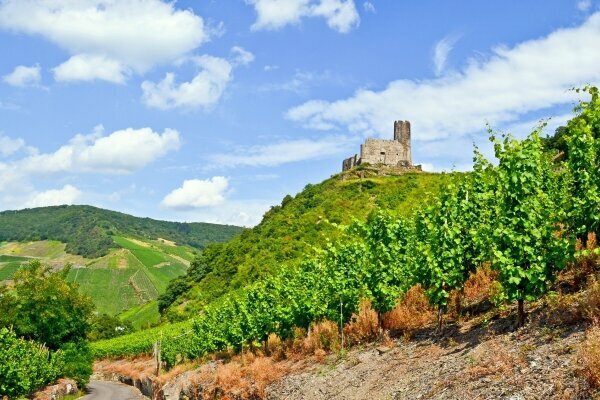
[0,205,243,258]
[0,237,195,320]
[161,171,449,320]
[92,88,600,393]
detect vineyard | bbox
[92,88,600,371]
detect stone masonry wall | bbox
[360,139,409,167]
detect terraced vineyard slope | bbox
[0,206,243,328]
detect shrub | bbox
[60,341,93,388]
[0,328,64,398]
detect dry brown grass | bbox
[584,276,600,323]
[302,320,340,354]
[189,354,288,399]
[466,340,523,379]
[577,325,600,389]
[463,265,498,305]
[382,285,436,337]
[344,300,380,346]
[265,333,285,360]
[94,357,154,381]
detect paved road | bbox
[79,380,146,400]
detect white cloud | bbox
[260,70,340,93]
[0,0,207,82]
[578,0,592,12]
[286,12,600,142]
[212,135,351,167]
[0,135,25,157]
[247,0,359,33]
[15,125,180,176]
[363,1,375,13]
[231,46,255,66]
[433,33,460,76]
[24,185,82,208]
[53,54,128,83]
[141,55,233,110]
[162,177,229,209]
[3,64,41,87]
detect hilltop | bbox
[162,169,449,320]
[0,205,243,258]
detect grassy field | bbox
[118,300,160,330]
[0,236,195,326]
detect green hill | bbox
[162,168,449,320]
[0,205,243,258]
[0,206,243,326]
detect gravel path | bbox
[79,380,146,400]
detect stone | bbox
[342,120,421,172]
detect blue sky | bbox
[0,0,598,226]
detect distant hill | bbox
[0,205,244,258]
[0,235,196,328]
[162,168,450,320]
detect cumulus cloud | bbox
[53,54,129,83]
[286,12,600,142]
[141,55,233,110]
[246,0,359,33]
[231,46,255,66]
[162,177,229,209]
[212,135,352,167]
[0,125,181,182]
[0,135,26,157]
[3,64,41,87]
[0,0,207,82]
[433,33,460,76]
[24,185,82,208]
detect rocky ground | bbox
[267,315,592,400]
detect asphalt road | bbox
[79,380,146,400]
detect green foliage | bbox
[0,260,94,350]
[0,328,64,399]
[487,130,572,323]
[88,314,134,341]
[0,205,243,258]
[59,341,93,388]
[565,86,600,241]
[95,86,600,364]
[162,173,447,320]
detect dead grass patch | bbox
[577,325,600,390]
[466,340,523,379]
[382,285,435,337]
[344,300,380,346]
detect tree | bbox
[487,130,572,327]
[0,260,94,349]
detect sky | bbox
[0,0,599,227]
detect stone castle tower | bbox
[342,120,417,171]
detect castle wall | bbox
[360,139,410,167]
[342,154,359,171]
[341,120,414,171]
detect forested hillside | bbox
[0,205,243,258]
[161,171,449,320]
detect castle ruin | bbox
[342,120,420,171]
